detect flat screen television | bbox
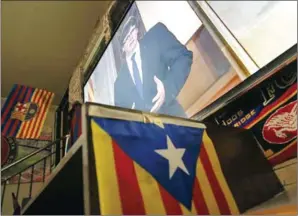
[83,1,287,119]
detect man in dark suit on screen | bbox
[114,16,193,118]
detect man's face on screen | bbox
[122,25,139,56]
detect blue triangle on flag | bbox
[92,117,204,210]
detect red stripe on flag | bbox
[200,145,231,214]
[19,89,42,138]
[112,140,146,215]
[193,178,209,214]
[9,87,33,137]
[158,185,182,215]
[27,90,46,138]
[3,86,26,135]
[32,92,53,138]
[1,85,21,123]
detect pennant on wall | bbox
[203,59,297,166]
[1,84,54,139]
[87,110,282,215]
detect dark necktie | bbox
[131,53,143,99]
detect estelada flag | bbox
[1,84,54,139]
[85,104,283,215]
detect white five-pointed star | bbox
[155,136,190,179]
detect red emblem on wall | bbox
[262,101,297,144]
[1,135,17,166]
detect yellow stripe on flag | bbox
[203,131,239,214]
[22,89,43,138]
[30,91,50,137]
[133,162,166,214]
[197,158,221,215]
[16,89,39,138]
[91,120,122,215]
[180,202,197,215]
[26,90,47,139]
[32,92,54,138]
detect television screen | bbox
[84,1,247,118]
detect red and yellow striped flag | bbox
[86,109,283,215]
[1,84,54,139]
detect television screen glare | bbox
[84,1,246,118]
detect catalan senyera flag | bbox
[1,84,54,139]
[89,114,283,215]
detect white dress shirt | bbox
[126,43,143,85]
